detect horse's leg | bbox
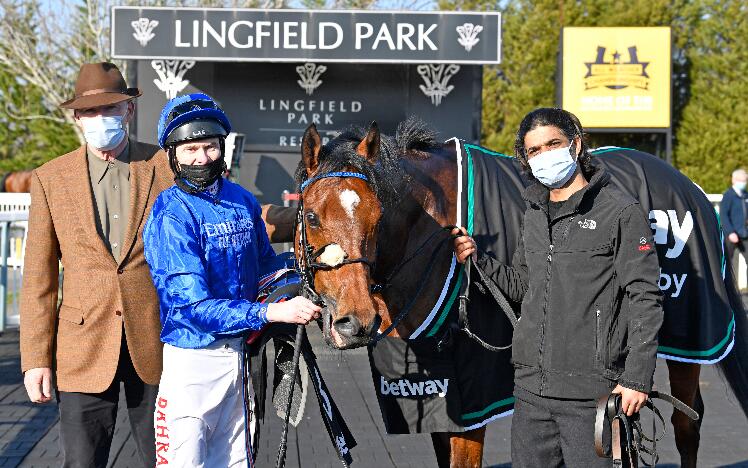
[431,428,486,468]
[431,433,451,468]
[449,427,486,468]
[666,360,704,468]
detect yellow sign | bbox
[561,27,671,128]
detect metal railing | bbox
[0,211,28,333]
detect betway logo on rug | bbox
[379,376,449,397]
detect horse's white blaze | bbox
[318,243,346,267]
[339,189,360,219]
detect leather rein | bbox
[594,391,699,467]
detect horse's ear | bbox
[356,121,380,162]
[302,124,322,176]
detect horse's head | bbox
[295,122,389,349]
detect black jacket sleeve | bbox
[614,203,664,393]
[719,190,737,235]
[474,230,528,305]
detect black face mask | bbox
[174,156,226,194]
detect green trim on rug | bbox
[426,266,463,337]
[462,397,515,420]
[657,315,735,357]
[714,209,727,276]
[590,147,635,154]
[463,143,513,160]
[466,145,475,234]
[427,143,514,337]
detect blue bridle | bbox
[299,171,369,191]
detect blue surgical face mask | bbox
[80,114,127,151]
[528,141,578,189]
[734,181,747,192]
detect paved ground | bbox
[2,324,747,467]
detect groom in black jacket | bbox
[453,108,664,467]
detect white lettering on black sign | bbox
[257,99,363,146]
[173,20,438,52]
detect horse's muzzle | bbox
[320,297,381,350]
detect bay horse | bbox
[1,170,33,193]
[276,119,748,467]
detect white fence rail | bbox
[0,193,30,270]
[0,208,28,332]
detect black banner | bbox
[113,7,501,64]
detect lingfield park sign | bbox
[112,7,501,64]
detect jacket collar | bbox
[119,140,156,266]
[523,164,611,218]
[86,142,130,184]
[68,139,155,266]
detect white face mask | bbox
[528,140,578,188]
[734,181,747,192]
[80,114,127,151]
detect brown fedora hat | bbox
[60,62,141,110]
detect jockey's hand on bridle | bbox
[267,296,322,325]
[451,227,476,264]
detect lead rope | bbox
[463,255,519,329]
[274,324,305,468]
[276,196,315,468]
[595,391,697,467]
[449,228,518,352]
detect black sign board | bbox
[113,7,501,64]
[133,60,482,203]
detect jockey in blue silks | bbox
[143,93,320,467]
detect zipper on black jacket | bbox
[538,241,553,394]
[595,308,601,363]
[538,214,576,394]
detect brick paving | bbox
[2,324,748,467]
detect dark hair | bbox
[294,116,439,209]
[514,108,595,182]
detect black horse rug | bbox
[368,142,735,434]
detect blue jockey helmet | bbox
[157,93,232,149]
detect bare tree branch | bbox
[2,103,68,124]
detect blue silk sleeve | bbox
[144,209,268,337]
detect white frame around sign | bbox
[111,6,501,65]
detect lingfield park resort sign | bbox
[112,7,501,64]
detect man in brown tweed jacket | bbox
[19,62,172,467]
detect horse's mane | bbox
[295,116,441,209]
[395,116,440,153]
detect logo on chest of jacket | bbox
[578,219,597,230]
[638,237,652,251]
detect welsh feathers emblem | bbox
[151,60,196,99]
[296,63,327,96]
[456,23,483,53]
[417,64,461,107]
[131,18,158,47]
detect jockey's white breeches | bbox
[154,337,255,467]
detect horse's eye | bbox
[305,211,321,228]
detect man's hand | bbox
[24,367,53,403]
[612,384,648,416]
[728,232,740,244]
[267,297,322,325]
[451,227,476,264]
